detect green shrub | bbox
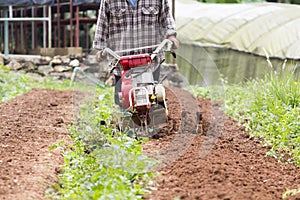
[0,70,157,199]
[0,69,71,102]
[190,69,300,197]
[48,87,157,200]
[189,68,300,165]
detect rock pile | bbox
[0,53,91,80]
[0,53,185,87]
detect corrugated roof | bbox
[0,0,54,6]
[176,1,300,59]
[0,0,100,6]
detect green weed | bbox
[190,65,300,159]
[190,70,300,163]
[189,64,300,198]
[282,187,300,199]
[48,87,157,200]
[0,69,71,102]
[0,69,157,199]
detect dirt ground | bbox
[0,89,74,200]
[144,87,300,200]
[0,87,300,200]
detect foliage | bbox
[48,87,157,200]
[283,187,300,199]
[189,66,300,197]
[0,69,157,199]
[0,63,10,72]
[189,66,300,164]
[0,68,71,102]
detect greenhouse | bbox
[175,0,300,85]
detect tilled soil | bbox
[144,87,300,200]
[0,87,300,200]
[0,89,74,200]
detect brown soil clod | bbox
[144,88,300,200]
[0,89,74,200]
[1,87,300,200]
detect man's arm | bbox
[160,0,179,49]
[93,0,109,51]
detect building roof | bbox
[0,0,100,6]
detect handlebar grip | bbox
[100,50,106,58]
[166,39,176,58]
[103,48,121,60]
[166,40,173,51]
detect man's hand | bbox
[168,35,179,49]
[96,50,106,62]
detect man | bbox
[93,0,179,105]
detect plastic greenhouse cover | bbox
[176,0,300,59]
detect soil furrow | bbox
[144,88,300,200]
[0,89,74,200]
[1,87,300,200]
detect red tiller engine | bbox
[70,39,173,135]
[99,39,173,134]
[119,54,152,70]
[119,54,154,111]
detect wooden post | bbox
[14,9,18,52]
[70,0,73,47]
[63,12,67,47]
[20,8,24,52]
[34,7,38,49]
[57,0,61,47]
[48,5,52,48]
[31,7,35,49]
[84,11,89,50]
[75,6,80,47]
[4,8,9,55]
[43,6,46,48]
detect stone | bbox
[50,56,62,66]
[38,65,54,76]
[26,72,43,80]
[63,72,73,79]
[49,72,65,80]
[7,61,23,71]
[40,47,82,57]
[7,55,40,65]
[53,65,72,73]
[86,55,98,64]
[69,59,80,67]
[61,56,70,64]
[39,56,52,65]
[22,61,37,72]
[0,53,11,64]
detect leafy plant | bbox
[0,68,71,102]
[0,69,157,199]
[189,63,300,159]
[48,87,158,200]
[282,187,300,199]
[189,66,300,198]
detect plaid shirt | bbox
[93,0,176,57]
